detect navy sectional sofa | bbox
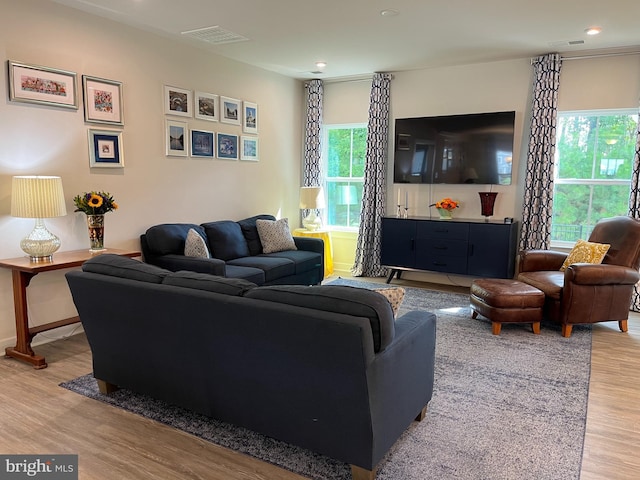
[66,254,437,480]
[140,214,324,285]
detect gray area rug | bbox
[60,278,591,480]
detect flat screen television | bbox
[393,111,515,185]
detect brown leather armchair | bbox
[517,216,640,337]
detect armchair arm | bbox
[149,254,227,276]
[518,249,567,273]
[565,263,640,286]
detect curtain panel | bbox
[302,79,323,222]
[628,102,640,311]
[352,73,392,277]
[519,53,562,251]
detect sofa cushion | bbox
[238,214,276,256]
[244,285,395,352]
[145,223,205,255]
[201,220,251,261]
[560,239,610,271]
[163,271,256,295]
[224,265,266,285]
[267,250,321,274]
[227,256,295,282]
[256,218,297,254]
[82,254,170,283]
[184,228,211,258]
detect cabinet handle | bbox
[469,244,474,255]
[433,261,447,266]
[434,245,448,250]
[410,238,415,250]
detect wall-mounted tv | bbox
[393,111,515,185]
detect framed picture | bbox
[7,60,78,109]
[164,85,192,117]
[216,133,238,160]
[240,136,259,161]
[243,101,258,134]
[191,129,215,158]
[82,75,124,125]
[166,120,189,156]
[220,96,241,125]
[194,91,219,122]
[88,129,124,168]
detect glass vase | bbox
[479,192,498,220]
[437,208,453,220]
[86,214,106,251]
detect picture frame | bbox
[164,85,192,117]
[82,75,124,126]
[88,128,124,168]
[240,136,259,161]
[194,91,219,122]
[190,129,215,158]
[166,120,189,157]
[242,101,258,134]
[216,133,238,160]
[220,96,241,125]
[7,60,78,109]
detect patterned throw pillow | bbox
[373,287,405,318]
[560,239,610,272]
[256,218,297,254]
[184,228,211,258]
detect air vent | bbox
[549,39,585,47]
[181,26,249,45]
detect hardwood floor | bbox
[0,278,638,479]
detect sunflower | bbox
[88,194,103,208]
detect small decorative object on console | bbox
[73,191,118,251]
[478,192,498,220]
[430,197,459,220]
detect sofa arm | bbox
[565,263,640,286]
[293,236,324,254]
[517,249,567,273]
[148,254,226,276]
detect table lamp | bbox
[299,186,325,231]
[11,175,67,261]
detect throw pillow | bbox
[560,239,610,272]
[373,287,405,318]
[184,228,211,258]
[256,218,297,254]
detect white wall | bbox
[0,0,303,349]
[324,54,640,283]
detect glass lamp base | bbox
[20,218,61,261]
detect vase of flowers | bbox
[73,191,118,251]
[430,197,459,220]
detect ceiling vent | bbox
[181,26,249,45]
[549,39,585,47]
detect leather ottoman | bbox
[470,278,545,335]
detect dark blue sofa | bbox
[66,254,437,480]
[140,214,324,285]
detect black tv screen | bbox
[393,111,515,185]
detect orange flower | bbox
[430,197,459,211]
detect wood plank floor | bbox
[0,278,638,479]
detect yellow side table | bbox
[292,228,334,278]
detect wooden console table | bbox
[0,248,140,369]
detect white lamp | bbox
[299,186,325,231]
[11,175,67,261]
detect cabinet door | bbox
[381,218,416,268]
[468,222,517,278]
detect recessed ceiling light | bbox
[315,61,327,69]
[585,26,602,35]
[380,9,399,17]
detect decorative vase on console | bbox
[73,191,118,251]
[478,192,498,221]
[430,197,459,220]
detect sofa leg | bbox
[97,379,119,394]
[415,404,428,422]
[561,324,572,338]
[619,319,628,332]
[491,322,501,335]
[351,464,377,480]
[532,322,541,334]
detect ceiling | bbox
[52,0,640,80]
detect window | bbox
[552,110,638,245]
[323,124,367,229]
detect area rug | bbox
[60,278,591,480]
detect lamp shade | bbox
[11,176,67,218]
[299,186,326,210]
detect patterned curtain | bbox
[352,73,392,277]
[627,103,640,311]
[519,53,562,250]
[302,79,323,222]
